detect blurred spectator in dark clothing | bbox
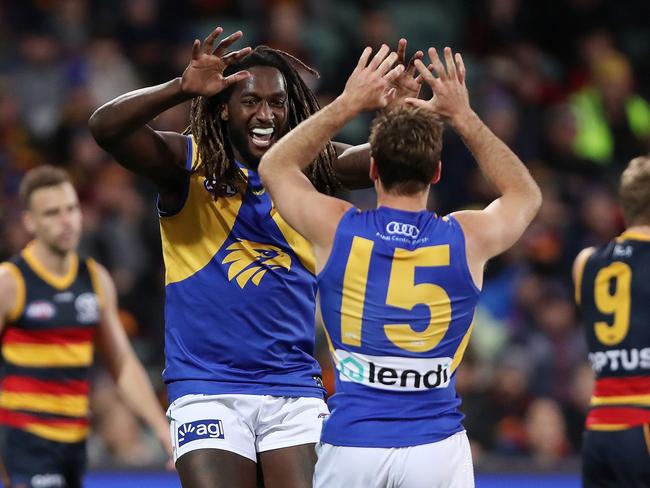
[12,30,69,142]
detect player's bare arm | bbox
[408,47,542,287]
[0,264,20,334]
[88,27,251,191]
[330,39,423,190]
[259,46,403,263]
[91,260,172,463]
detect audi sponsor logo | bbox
[386,221,420,238]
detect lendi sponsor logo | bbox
[386,221,420,238]
[336,349,451,391]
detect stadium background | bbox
[1,0,649,486]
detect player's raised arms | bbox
[89,28,251,202]
[407,48,542,288]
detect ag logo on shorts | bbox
[177,419,225,448]
[386,221,419,238]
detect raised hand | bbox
[406,47,471,126]
[340,45,404,114]
[388,38,424,107]
[180,27,252,98]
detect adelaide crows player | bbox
[0,166,171,488]
[574,155,650,486]
[89,25,423,488]
[259,46,541,487]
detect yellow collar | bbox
[22,241,79,290]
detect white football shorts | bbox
[313,430,474,488]
[167,394,329,462]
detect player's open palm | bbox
[341,45,404,113]
[180,27,252,98]
[406,47,471,124]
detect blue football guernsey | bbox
[318,207,480,447]
[160,137,324,403]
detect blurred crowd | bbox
[1,0,649,471]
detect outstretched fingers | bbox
[356,46,373,70]
[455,52,466,85]
[214,30,244,57]
[202,27,224,54]
[396,38,407,65]
[368,44,390,71]
[413,59,439,89]
[222,70,251,87]
[428,47,448,80]
[414,62,434,84]
[404,97,430,109]
[222,47,252,65]
[191,39,201,60]
[384,63,405,83]
[377,51,398,76]
[443,47,457,82]
[406,50,424,76]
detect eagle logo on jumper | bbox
[222,239,291,288]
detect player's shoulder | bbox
[0,261,21,287]
[573,246,596,279]
[0,261,23,312]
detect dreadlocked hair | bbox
[185,45,340,197]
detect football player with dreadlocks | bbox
[89,27,422,488]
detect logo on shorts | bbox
[30,474,65,488]
[177,419,225,448]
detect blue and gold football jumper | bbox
[318,207,480,447]
[160,137,324,403]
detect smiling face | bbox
[223,66,290,168]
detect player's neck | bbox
[28,240,76,277]
[376,192,428,212]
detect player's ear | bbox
[22,211,35,235]
[369,157,379,182]
[431,160,442,184]
[220,106,229,121]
